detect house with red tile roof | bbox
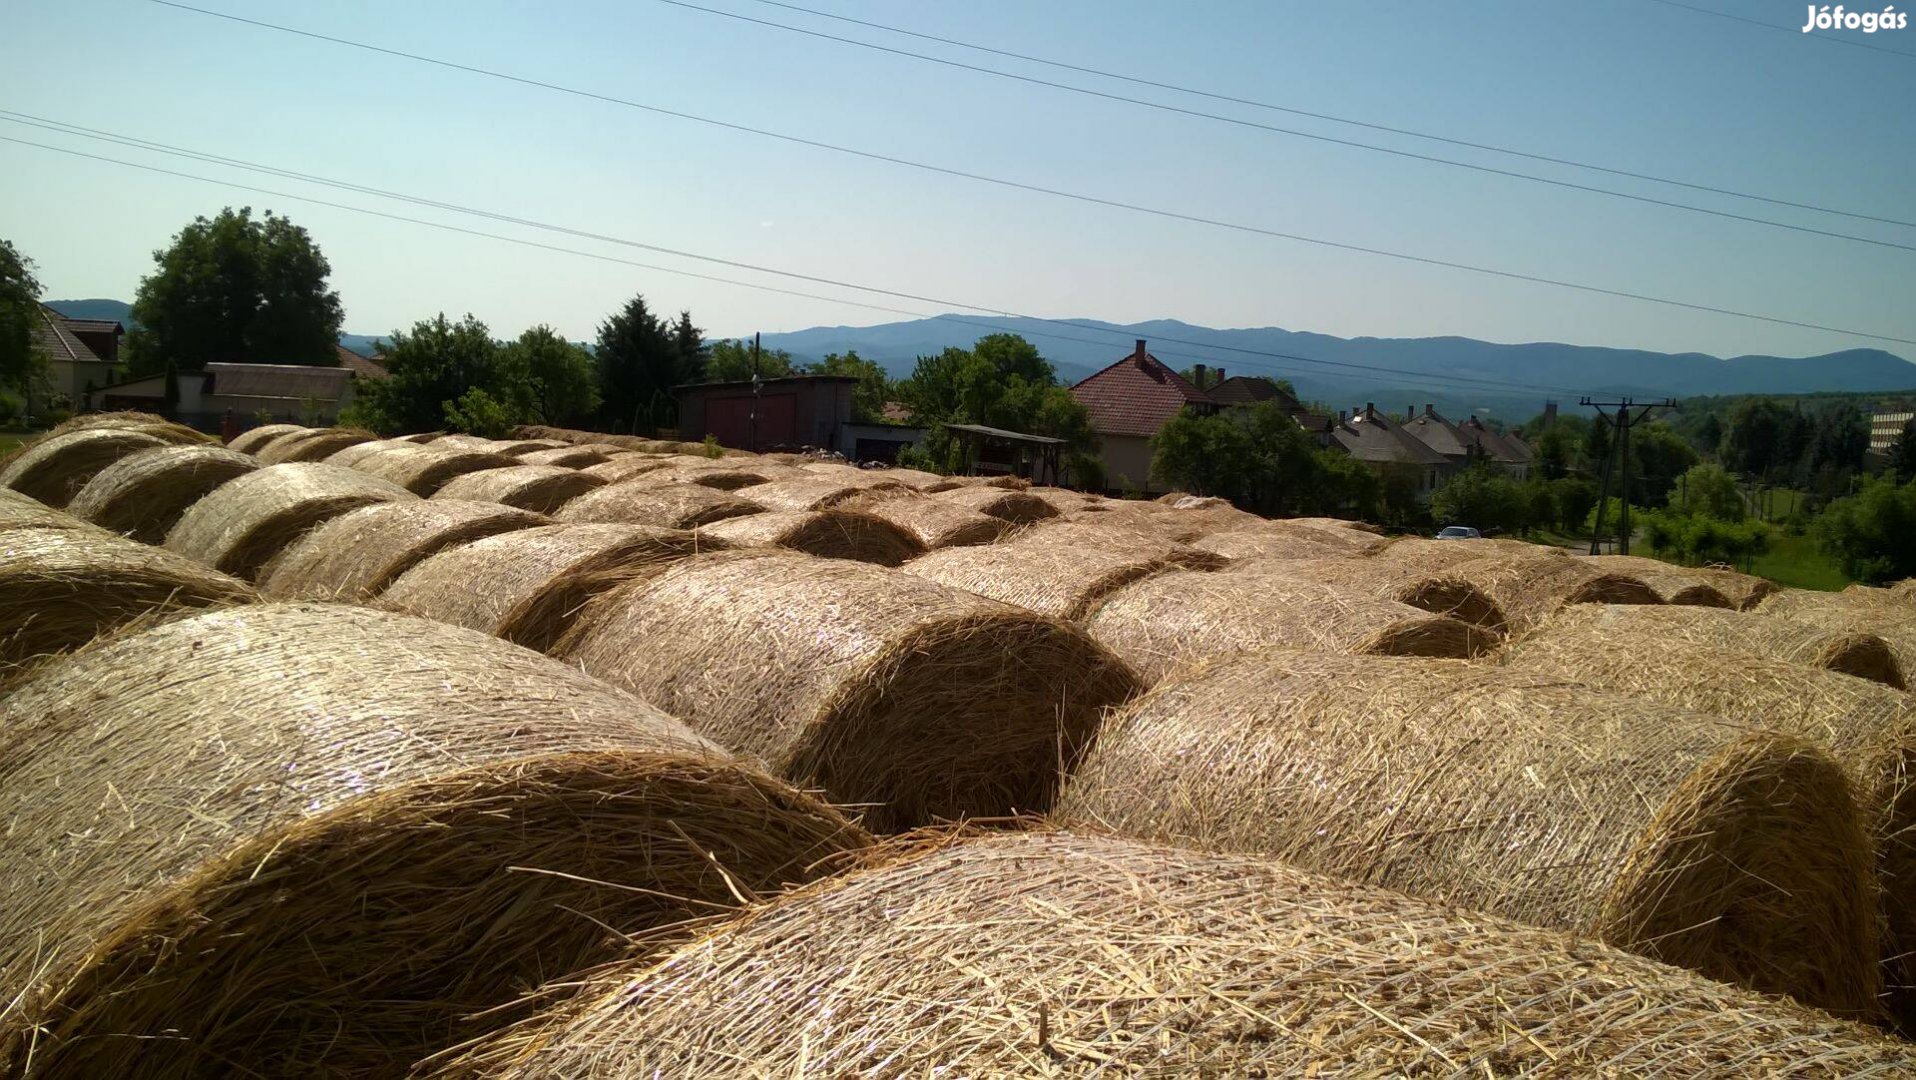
[1068,340,1219,493]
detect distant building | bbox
[1329,404,1454,496]
[29,304,120,407]
[1399,403,1532,479]
[1871,407,1914,454]
[89,361,367,429]
[1069,340,1219,493]
[673,373,858,453]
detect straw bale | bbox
[0,603,868,1077]
[66,444,260,543]
[843,491,1010,549]
[1085,568,1495,683]
[732,476,902,511]
[904,538,1210,621]
[1028,518,1231,568]
[932,485,1057,524]
[1586,554,1734,607]
[1375,533,1558,568]
[1764,585,1916,619]
[1021,485,1097,513]
[255,426,376,464]
[0,489,105,534]
[323,436,415,467]
[558,551,1141,831]
[394,430,444,443]
[1440,552,1663,636]
[1058,649,1878,1016]
[1894,579,1916,599]
[580,454,675,482]
[349,443,519,494]
[556,480,764,529]
[384,522,723,650]
[48,411,215,444]
[1535,603,1906,689]
[431,433,561,455]
[695,509,925,566]
[0,526,255,669]
[1191,525,1356,561]
[164,461,416,580]
[0,428,167,507]
[623,464,774,490]
[865,466,945,488]
[1286,514,1387,535]
[431,464,608,513]
[516,445,610,468]
[1230,555,1510,633]
[439,831,1916,1078]
[226,422,306,454]
[260,499,548,600]
[1749,597,1916,691]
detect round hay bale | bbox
[625,464,775,490]
[1057,649,1878,1018]
[384,523,723,650]
[864,466,944,489]
[1026,518,1230,568]
[1586,554,1734,607]
[349,443,519,495]
[0,526,256,669]
[0,603,868,1077]
[1021,485,1097,514]
[430,433,518,454]
[48,411,216,444]
[0,489,103,534]
[1191,526,1357,561]
[558,550,1142,832]
[164,462,416,580]
[227,423,307,454]
[905,531,1217,621]
[580,454,675,483]
[1501,630,1916,1030]
[844,492,1010,549]
[733,476,902,511]
[65,444,261,543]
[695,509,925,566]
[432,464,608,513]
[1286,514,1386,535]
[1442,552,1663,636]
[393,430,445,443]
[1228,555,1510,634]
[323,436,414,467]
[255,426,377,464]
[1696,565,1784,610]
[1374,534,1551,568]
[1085,569,1495,683]
[1893,579,1916,599]
[260,499,549,600]
[0,428,168,507]
[437,831,1916,1078]
[1534,604,1906,689]
[556,481,764,529]
[932,486,1057,524]
[517,445,611,468]
[1763,586,1916,620]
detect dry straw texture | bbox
[695,509,925,566]
[1501,631,1916,1030]
[734,476,900,511]
[1587,554,1735,607]
[439,831,1916,1078]
[843,492,1010,549]
[46,412,215,446]
[517,445,611,468]
[559,550,1141,832]
[164,462,416,580]
[1439,552,1662,636]
[580,455,674,482]
[431,434,559,455]
[384,522,721,650]
[1057,649,1878,1018]
[1026,519,1230,568]
[1375,534,1554,569]
[65,444,260,543]
[0,428,168,507]
[904,533,1210,621]
[1085,568,1495,684]
[628,464,777,490]
[556,481,764,529]
[1749,597,1916,699]
[349,443,518,494]
[260,499,549,600]
[933,486,1058,524]
[0,604,868,1078]
[0,489,105,534]
[324,436,415,467]
[432,464,607,513]
[1534,604,1906,689]
[0,526,256,669]
[1763,586,1916,619]
[254,426,376,464]
[1228,556,1510,633]
[866,466,945,488]
[1192,526,1364,562]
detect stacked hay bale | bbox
[254,426,376,464]
[0,525,256,668]
[518,445,614,468]
[1193,524,1371,561]
[432,464,607,513]
[842,491,1010,550]
[45,410,215,444]
[66,444,260,543]
[345,442,518,495]
[432,832,1916,1077]
[0,604,867,1077]
[0,428,169,506]
[557,550,1141,831]
[164,462,416,580]
[1231,556,1509,633]
[628,463,783,489]
[226,422,307,454]
[0,489,103,533]
[1755,590,1916,694]
[384,523,722,650]
[903,523,1221,621]
[431,434,563,456]
[1531,604,1906,689]
[581,455,675,482]
[932,486,1057,525]
[556,481,764,529]
[695,509,924,566]
[1428,551,1662,636]
[1056,649,1878,1018]
[1586,554,1735,607]
[736,477,906,511]
[261,500,549,600]
[324,436,416,467]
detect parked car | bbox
[1434,525,1482,540]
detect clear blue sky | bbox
[3,0,1912,364]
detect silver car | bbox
[1434,525,1481,540]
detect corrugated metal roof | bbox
[945,422,1064,445]
[208,362,353,402]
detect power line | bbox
[744,0,1915,229]
[0,128,1592,398]
[652,0,1913,253]
[1641,0,1916,58]
[142,0,1916,347]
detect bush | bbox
[1815,476,1916,583]
[1431,465,1531,535]
[442,388,516,438]
[702,434,723,459]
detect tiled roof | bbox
[1464,417,1532,463]
[60,318,123,335]
[335,344,389,380]
[1400,408,1476,461]
[208,362,354,402]
[29,305,111,365]
[1330,409,1451,467]
[1206,375,1305,410]
[1069,342,1216,438]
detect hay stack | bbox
[0,603,867,1077]
[517,445,611,468]
[580,454,675,482]
[1191,526,1357,561]
[349,443,518,495]
[261,499,548,600]
[866,466,944,489]
[432,464,607,513]
[1894,579,1916,599]
[1586,554,1735,607]
[323,436,414,467]
[436,831,1916,1078]
[1532,604,1906,689]
[0,489,105,534]
[734,476,902,511]
[1085,569,1494,683]
[1057,649,1877,1017]
[0,428,167,506]
[1026,518,1229,568]
[1763,586,1916,620]
[1228,556,1510,633]
[1750,596,1916,695]
[556,481,764,529]
[1699,565,1784,610]
[65,444,260,543]
[430,434,558,455]
[626,464,774,490]
[1375,534,1551,568]
[384,523,722,650]
[932,485,1058,524]
[905,530,1217,621]
[255,426,376,464]
[1441,552,1662,636]
[558,551,1141,831]
[47,410,215,444]
[164,462,416,580]
[695,509,925,566]
[844,492,1010,549]
[0,526,256,668]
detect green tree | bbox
[1584,411,1612,469]
[1551,476,1599,534]
[805,350,890,422]
[126,207,343,375]
[1815,476,1916,583]
[705,339,795,382]
[343,313,528,434]
[671,310,706,386]
[1533,425,1577,480]
[1622,423,1699,506]
[504,325,599,425]
[1431,464,1532,535]
[1151,410,1258,500]
[1151,401,1372,519]
[0,238,45,398]
[1888,419,1916,484]
[1668,463,1745,521]
[895,334,1098,480]
[442,387,518,437]
[1808,403,1868,477]
[595,295,696,433]
[1720,398,1798,480]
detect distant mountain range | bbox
[49,300,1916,422]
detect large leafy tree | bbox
[1815,476,1916,583]
[705,339,795,382]
[344,313,529,434]
[595,296,701,433]
[895,333,1098,480]
[1720,398,1811,481]
[0,238,44,396]
[806,350,889,423]
[126,207,343,375]
[1430,464,1533,535]
[505,324,599,425]
[1891,419,1916,484]
[1668,463,1745,521]
[1151,401,1369,518]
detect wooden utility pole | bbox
[1583,397,1674,555]
[748,332,762,452]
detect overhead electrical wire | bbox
[141,0,1916,347]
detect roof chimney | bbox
[1543,401,1558,428]
[1193,363,1207,388]
[1338,409,1348,424]
[1407,405,1415,422]
[1134,339,1148,358]
[1425,403,1435,416]
[1215,368,1225,383]
[1364,402,1376,421]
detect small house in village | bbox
[87,345,386,428]
[30,305,121,408]
[1068,340,1219,494]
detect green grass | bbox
[1746,531,1854,591]
[0,432,27,460]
